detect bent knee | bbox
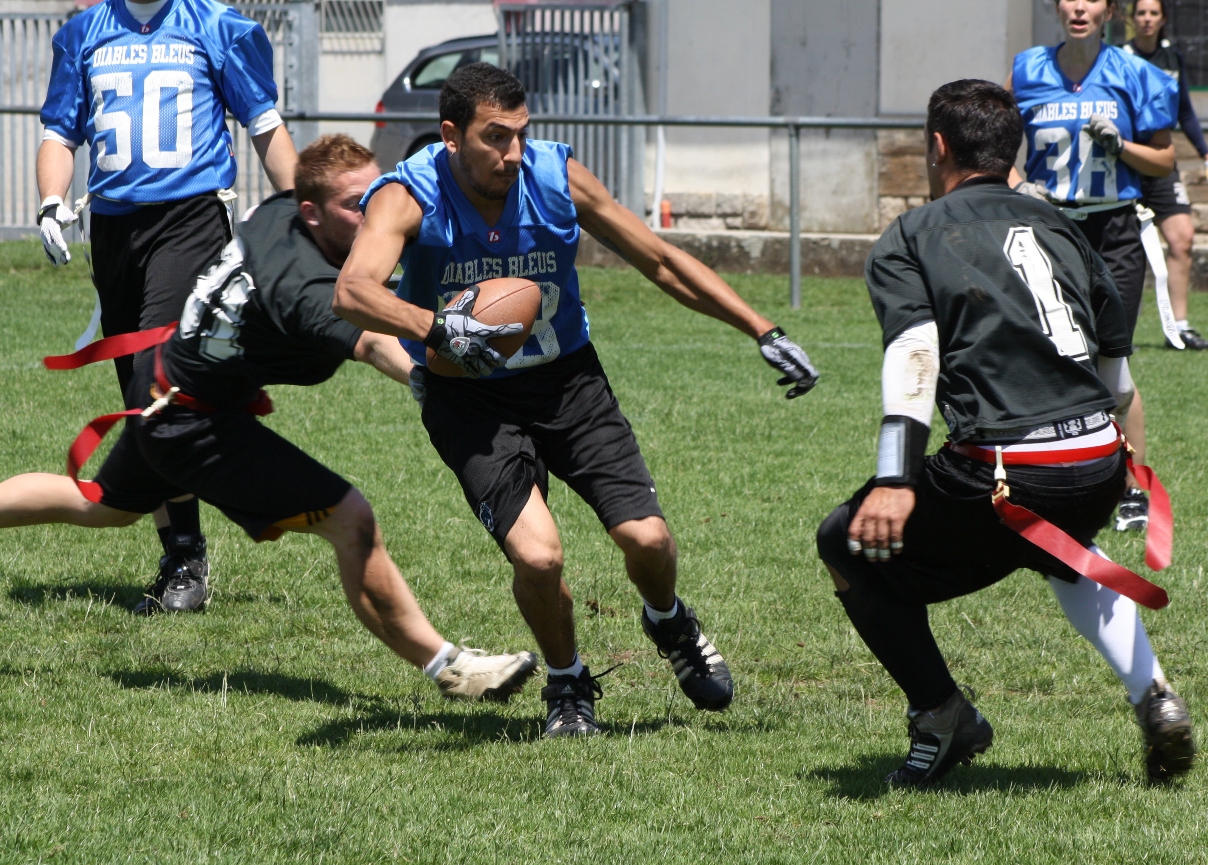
[816,506,852,567]
[611,517,674,558]
[511,545,564,583]
[330,488,378,555]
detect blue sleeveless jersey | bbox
[1013,44,1176,204]
[363,140,590,378]
[40,0,278,215]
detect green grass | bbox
[1,237,1207,863]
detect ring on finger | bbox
[862,546,877,560]
[890,541,904,551]
[876,547,891,561]
[847,539,862,554]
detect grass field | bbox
[1,237,1207,863]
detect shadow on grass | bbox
[106,668,360,706]
[7,581,145,611]
[296,710,675,751]
[801,754,1086,799]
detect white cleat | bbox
[434,647,539,702]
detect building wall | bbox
[768,0,879,233]
[649,0,771,229]
[879,0,1032,115]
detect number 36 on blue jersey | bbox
[40,0,278,214]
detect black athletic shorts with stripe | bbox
[90,193,231,403]
[1070,205,1145,339]
[94,363,351,542]
[1140,166,1193,220]
[420,342,664,549]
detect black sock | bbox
[164,498,202,540]
[817,504,957,710]
[157,525,174,555]
[834,580,957,711]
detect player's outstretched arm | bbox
[334,183,435,340]
[568,158,773,337]
[252,125,299,192]
[568,158,818,396]
[354,330,414,385]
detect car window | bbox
[412,51,464,89]
[479,47,499,67]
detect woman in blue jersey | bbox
[1007,0,1178,533]
[1125,0,1208,350]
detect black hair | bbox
[1130,0,1169,41]
[925,79,1022,176]
[439,62,527,130]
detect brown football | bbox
[425,277,541,377]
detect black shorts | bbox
[1140,167,1192,220]
[816,447,1127,605]
[1070,204,1145,338]
[420,343,664,548]
[94,364,351,541]
[90,193,231,401]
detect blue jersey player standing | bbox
[36,0,298,615]
[1007,0,1176,536]
[334,63,820,738]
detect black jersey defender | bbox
[95,193,365,541]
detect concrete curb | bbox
[577,229,878,278]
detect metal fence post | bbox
[286,0,320,148]
[789,122,801,310]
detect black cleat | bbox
[642,598,733,711]
[1115,488,1149,532]
[1167,327,1208,350]
[134,534,209,616]
[541,667,608,738]
[885,688,994,787]
[1135,680,1195,783]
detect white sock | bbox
[546,654,584,678]
[1176,319,1190,331]
[644,600,679,623]
[422,641,457,679]
[1048,557,1163,704]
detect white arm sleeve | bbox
[882,320,940,426]
[1096,355,1135,421]
[42,129,80,151]
[246,109,283,137]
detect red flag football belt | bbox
[948,432,1171,610]
[43,325,272,504]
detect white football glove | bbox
[1012,181,1055,203]
[38,196,77,266]
[758,326,819,399]
[422,285,524,379]
[1086,114,1124,156]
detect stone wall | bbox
[877,129,930,230]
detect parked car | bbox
[371,34,499,169]
[371,31,622,169]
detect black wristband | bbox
[423,315,447,350]
[873,415,930,487]
[757,326,785,346]
[37,203,58,225]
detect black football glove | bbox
[423,285,524,379]
[758,326,818,399]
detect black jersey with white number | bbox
[865,175,1132,443]
[161,192,364,409]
